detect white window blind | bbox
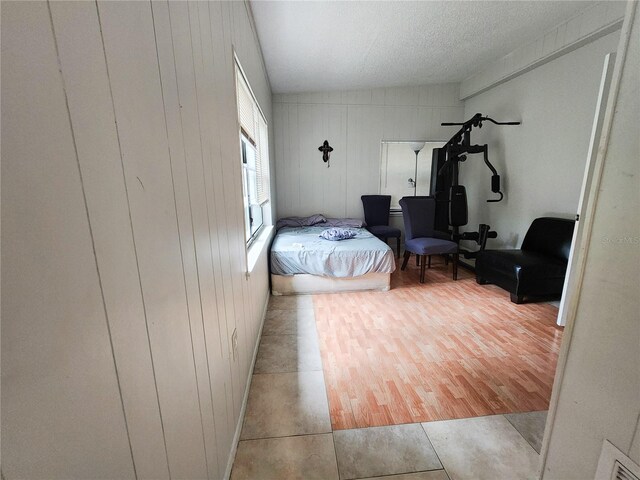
[236,75,256,141]
[236,64,269,205]
[256,116,269,204]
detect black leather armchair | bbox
[475,217,575,303]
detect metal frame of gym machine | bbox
[431,113,520,261]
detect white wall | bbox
[273,85,464,220]
[542,3,640,477]
[460,1,626,99]
[460,31,620,250]
[1,1,272,478]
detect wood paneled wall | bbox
[272,85,464,219]
[1,1,272,478]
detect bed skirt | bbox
[271,272,391,295]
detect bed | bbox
[270,219,396,295]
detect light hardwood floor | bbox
[313,259,563,430]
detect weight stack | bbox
[430,147,451,232]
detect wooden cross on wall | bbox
[318,140,333,168]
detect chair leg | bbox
[401,251,411,270]
[416,255,420,266]
[510,293,524,304]
[452,253,459,280]
[420,256,426,283]
[428,255,431,268]
[396,237,401,259]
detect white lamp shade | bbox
[409,141,426,153]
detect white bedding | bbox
[270,226,396,277]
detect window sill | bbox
[246,225,274,276]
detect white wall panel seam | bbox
[150,2,214,477]
[201,2,236,409]
[96,0,210,475]
[182,8,223,471]
[46,2,137,476]
[193,1,231,470]
[94,0,171,478]
[94,1,172,475]
[213,0,245,424]
[206,1,240,435]
[187,1,232,473]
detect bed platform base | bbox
[271,273,391,295]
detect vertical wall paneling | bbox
[151,1,222,477]
[199,1,238,451]
[207,0,244,438]
[273,84,464,219]
[345,105,386,217]
[97,1,208,476]
[3,0,273,476]
[49,2,169,477]
[210,0,246,425]
[194,0,237,467]
[220,1,252,392]
[1,2,135,477]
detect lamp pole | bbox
[409,142,425,195]
[413,149,420,196]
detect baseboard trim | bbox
[223,292,270,480]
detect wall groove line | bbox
[185,0,226,473]
[46,2,138,477]
[94,1,172,476]
[206,0,239,434]
[150,2,212,477]
[201,2,236,448]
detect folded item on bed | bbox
[271,226,396,277]
[323,217,366,228]
[319,228,358,241]
[275,214,326,231]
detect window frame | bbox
[234,56,271,248]
[240,133,264,245]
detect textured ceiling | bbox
[250,0,597,93]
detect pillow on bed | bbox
[276,214,326,230]
[319,228,358,241]
[324,217,366,228]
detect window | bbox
[241,134,263,240]
[236,60,270,245]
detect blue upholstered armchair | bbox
[399,196,458,283]
[361,195,401,258]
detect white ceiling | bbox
[250,0,597,94]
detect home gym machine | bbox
[430,113,520,260]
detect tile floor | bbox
[231,295,548,480]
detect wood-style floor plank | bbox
[313,260,563,430]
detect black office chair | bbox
[399,196,458,283]
[361,195,401,258]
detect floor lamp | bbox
[408,142,426,196]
